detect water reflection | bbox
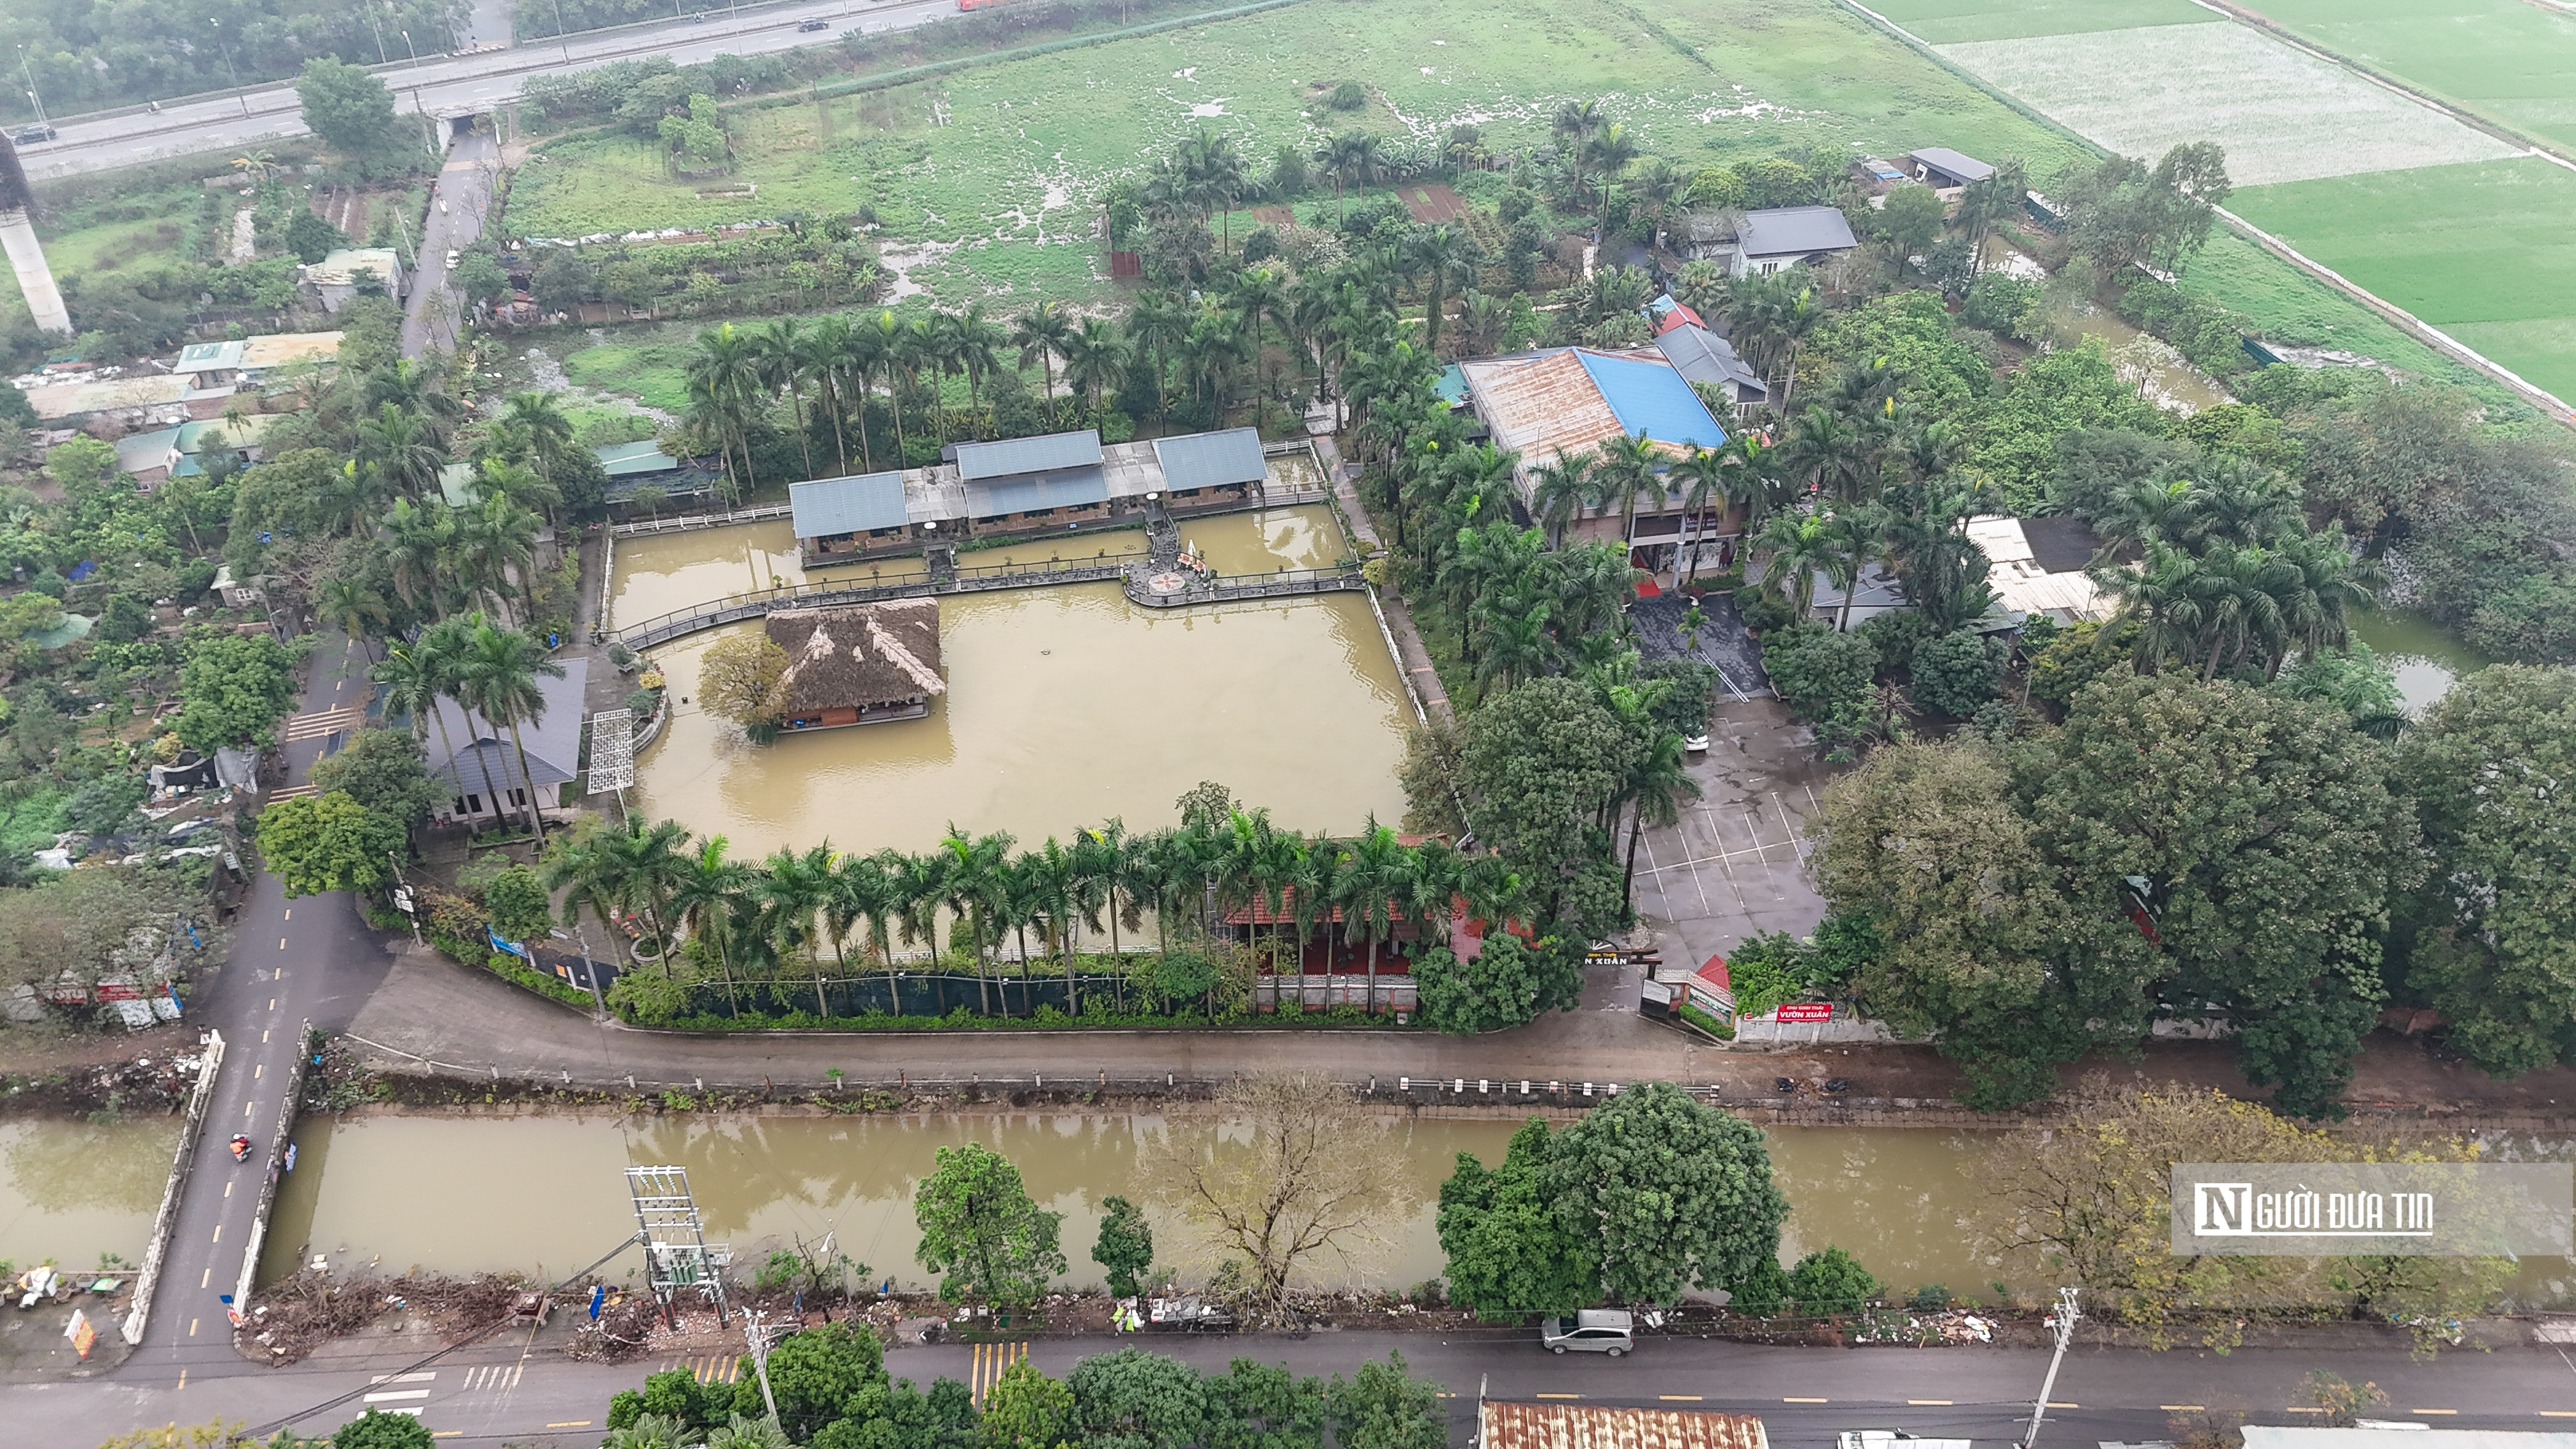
[0,1117,180,1266]
[2349,608,2493,717]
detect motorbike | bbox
[229,1135,251,1163]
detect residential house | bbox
[790,470,915,562]
[1481,1400,1767,1449]
[21,372,195,426]
[424,656,590,826]
[1964,514,2113,624]
[951,429,1111,532]
[767,599,945,731]
[112,415,268,486]
[1728,205,1859,277]
[303,249,404,314]
[596,439,719,504]
[1456,346,1732,571]
[1648,297,1770,415]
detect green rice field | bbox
[507,0,2095,305]
[2237,0,2576,152]
[2229,156,2576,403]
[1857,0,2207,43]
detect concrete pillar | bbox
[0,209,68,335]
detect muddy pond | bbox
[609,505,1411,859]
[0,1116,180,1270]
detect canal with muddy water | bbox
[609,504,1410,859]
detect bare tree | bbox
[1135,1071,1407,1324]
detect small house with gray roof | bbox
[1907,147,1995,194]
[791,470,915,561]
[1729,205,1860,277]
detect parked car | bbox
[1538,1308,1632,1355]
[1683,732,1710,753]
[445,249,460,269]
[797,16,829,29]
[12,124,55,144]
[1838,1432,1972,1449]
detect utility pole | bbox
[746,1310,782,1423]
[2020,1287,2082,1449]
[210,23,249,117]
[17,45,47,126]
[387,852,424,944]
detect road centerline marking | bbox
[1660,1395,1703,1402]
[1909,1400,1954,1406]
[1783,1397,1828,1404]
[546,1422,592,1429]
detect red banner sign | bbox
[1773,1003,1834,1023]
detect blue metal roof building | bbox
[791,471,912,538]
[1572,350,1729,450]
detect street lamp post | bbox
[17,45,47,126]
[210,23,250,118]
[551,0,573,63]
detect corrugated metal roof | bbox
[237,331,343,369]
[968,465,1108,518]
[792,471,910,537]
[1653,324,1765,395]
[952,429,1102,482]
[1481,1401,1768,1449]
[1576,349,1729,450]
[1462,350,1630,464]
[1153,427,1267,492]
[1964,515,2111,623]
[1910,146,1995,183]
[1738,206,1858,259]
[594,440,681,477]
[172,341,245,373]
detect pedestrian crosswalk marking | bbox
[679,1354,743,1384]
[971,1342,1029,1406]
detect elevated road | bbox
[18,0,961,181]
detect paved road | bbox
[17,0,962,181]
[125,637,404,1390]
[37,1322,2576,1446]
[404,130,503,359]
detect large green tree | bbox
[1812,741,2094,1110]
[1324,1354,1443,1449]
[309,727,441,829]
[732,1322,886,1441]
[256,791,408,898]
[1458,676,1632,932]
[1091,1195,1155,1300]
[1437,1117,1597,1319]
[1545,1082,1788,1305]
[913,1143,1067,1307]
[296,59,406,169]
[1410,933,1582,1036]
[176,631,298,751]
[2394,666,2576,1076]
[2023,675,2414,1119]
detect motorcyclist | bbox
[229,1134,251,1162]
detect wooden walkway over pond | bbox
[613,553,1367,648]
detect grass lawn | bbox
[559,342,697,412]
[509,0,2094,307]
[0,190,200,332]
[1860,0,2208,43]
[2235,0,2576,153]
[2229,157,2576,404]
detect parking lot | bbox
[1628,696,1836,977]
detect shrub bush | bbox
[1761,624,1876,724]
[1326,80,1366,111]
[1908,629,2007,717]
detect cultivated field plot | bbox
[2230,157,2576,402]
[1859,0,2207,43]
[2238,0,2576,152]
[1935,22,2520,186]
[509,0,2092,305]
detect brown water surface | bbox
[618,506,1407,859]
[0,1116,180,1268]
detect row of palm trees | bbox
[540,809,1524,1018]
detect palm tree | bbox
[1022,836,1082,1014]
[1579,123,1641,209]
[1620,729,1701,907]
[315,576,390,659]
[544,814,692,975]
[1284,833,1344,1008]
[381,498,456,614]
[947,302,1008,440]
[1314,132,1386,222]
[671,835,750,1013]
[756,316,818,478]
[1226,265,1289,430]
[1781,406,1870,504]
[1551,99,1606,203]
[1823,504,1892,633]
[356,404,448,502]
[1337,820,1406,1013]
[755,844,839,1017]
[1592,431,1664,554]
[802,314,857,474]
[1527,452,1599,549]
[1408,224,1478,358]
[827,849,907,1015]
[686,322,765,494]
[1008,301,1075,427]
[1753,509,1836,619]
[462,495,541,622]
[501,391,577,523]
[935,827,1014,1015]
[1060,314,1133,422]
[456,616,566,842]
[369,643,467,817]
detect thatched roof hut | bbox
[767,599,946,730]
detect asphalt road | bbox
[16,0,962,181]
[404,130,503,359]
[124,636,402,1391]
[36,1323,2576,1446]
